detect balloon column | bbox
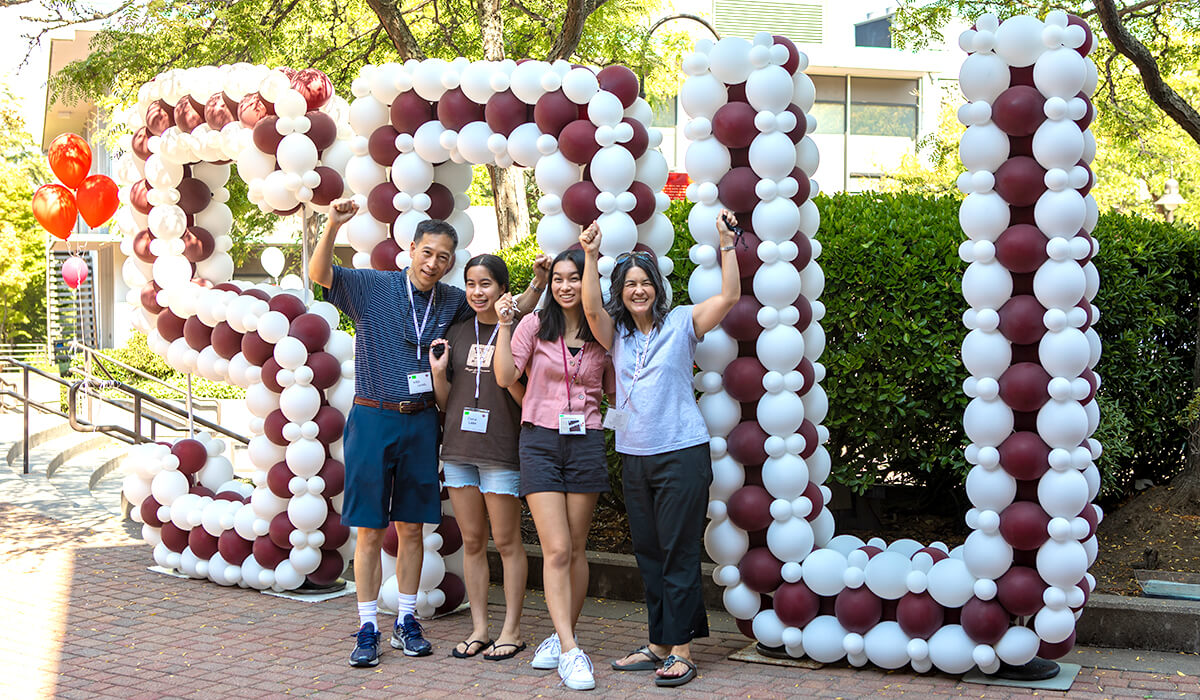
[31,133,120,239]
[696,14,1101,674]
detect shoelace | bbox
[356,625,378,648]
[536,635,560,655]
[571,651,593,675]
[401,617,425,638]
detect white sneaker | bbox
[530,633,561,669]
[558,647,595,691]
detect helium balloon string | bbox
[186,372,195,437]
[301,204,311,296]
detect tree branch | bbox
[1080,0,1161,19]
[1094,0,1200,145]
[546,0,607,61]
[363,0,427,60]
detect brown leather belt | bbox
[354,396,437,414]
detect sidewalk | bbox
[2,501,1198,699]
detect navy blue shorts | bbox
[341,403,441,528]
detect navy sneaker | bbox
[349,622,381,667]
[391,614,433,656]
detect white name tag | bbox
[602,408,630,431]
[407,371,433,394]
[466,343,495,369]
[558,413,586,435]
[461,407,489,433]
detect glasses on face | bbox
[614,250,655,265]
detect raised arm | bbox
[579,222,615,350]
[514,254,550,315]
[692,209,741,338]
[309,199,358,289]
[429,338,451,410]
[493,292,521,389]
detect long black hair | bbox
[605,252,670,337]
[464,253,509,293]
[536,248,596,343]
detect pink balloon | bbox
[61,256,89,290]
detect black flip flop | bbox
[451,638,493,658]
[611,645,664,671]
[483,641,526,661]
[654,655,697,687]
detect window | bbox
[850,77,918,139]
[855,17,893,48]
[649,95,677,128]
[811,103,845,135]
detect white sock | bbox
[357,601,378,630]
[397,593,417,620]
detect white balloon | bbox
[709,38,754,85]
[863,621,911,669]
[994,15,1046,67]
[802,616,849,663]
[864,552,912,600]
[926,558,976,608]
[960,52,1011,103]
[680,74,728,120]
[801,548,848,596]
[745,65,794,113]
[705,518,749,565]
[960,123,1009,173]
[928,625,977,673]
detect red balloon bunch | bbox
[31,133,119,239]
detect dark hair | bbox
[464,254,509,293]
[606,254,670,337]
[413,219,459,248]
[536,248,596,343]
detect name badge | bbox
[466,343,495,369]
[462,407,489,433]
[407,371,433,394]
[602,408,630,431]
[558,413,586,435]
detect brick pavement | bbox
[1,503,1198,700]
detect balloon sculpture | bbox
[31,133,120,239]
[694,13,1101,674]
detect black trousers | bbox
[621,442,713,646]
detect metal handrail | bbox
[67,340,221,417]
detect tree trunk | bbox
[488,165,531,249]
[364,0,427,60]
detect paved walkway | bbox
[2,501,1199,699]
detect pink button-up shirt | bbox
[510,313,612,431]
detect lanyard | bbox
[621,328,657,409]
[405,275,435,360]
[560,338,585,412]
[473,317,499,404]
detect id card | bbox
[461,407,489,433]
[407,371,433,394]
[602,408,630,431]
[466,343,495,369]
[558,413,586,435]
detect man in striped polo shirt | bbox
[310,199,548,667]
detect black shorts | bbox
[518,424,610,497]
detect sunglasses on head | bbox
[614,250,655,265]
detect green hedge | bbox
[492,194,1200,504]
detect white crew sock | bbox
[397,593,417,620]
[357,601,378,630]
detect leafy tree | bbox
[0,82,49,345]
[20,0,689,248]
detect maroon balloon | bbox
[133,227,156,262]
[1009,134,1034,158]
[717,167,760,214]
[915,546,949,564]
[961,596,1010,644]
[712,102,758,149]
[774,581,819,627]
[181,226,216,263]
[291,68,333,110]
[187,527,219,560]
[241,331,275,366]
[266,292,306,320]
[308,351,341,390]
[992,86,1045,137]
[306,111,337,152]
[727,421,770,467]
[159,521,188,553]
[620,118,649,160]
[724,357,768,403]
[213,531,252,566]
[127,180,152,217]
[597,65,639,108]
[999,501,1051,550]
[797,420,818,459]
[176,177,213,215]
[260,357,284,393]
[484,90,529,136]
[269,511,296,550]
[252,116,284,153]
[734,616,756,640]
[995,565,1047,617]
[267,460,293,498]
[368,125,401,166]
[858,545,884,560]
[264,408,289,445]
[562,181,602,225]
[290,313,331,352]
[238,93,274,127]
[896,592,944,639]
[140,495,164,527]
[145,100,176,135]
[181,316,213,352]
[433,572,467,616]
[437,87,484,132]
[241,288,271,302]
[426,182,454,220]
[995,224,1048,274]
[253,536,289,568]
[320,508,351,549]
[436,515,463,556]
[1009,65,1035,87]
[174,96,206,133]
[999,362,1052,413]
[1078,367,1098,403]
[211,321,243,359]
[998,295,1047,345]
[559,120,601,164]
[726,82,747,103]
[1066,14,1094,56]
[370,239,402,272]
[721,294,764,342]
[157,310,186,342]
[627,182,655,225]
[202,93,236,130]
[727,485,774,533]
[132,127,153,161]
[534,90,578,137]
[318,458,346,498]
[785,105,807,143]
[391,91,435,135]
[1039,630,1076,660]
[993,156,1047,208]
[314,405,345,444]
[835,587,883,634]
[773,35,801,74]
[368,182,401,224]
[1074,93,1094,131]
[382,523,399,557]
[306,550,345,587]
[729,147,750,169]
[739,547,784,593]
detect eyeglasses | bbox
[614,250,655,265]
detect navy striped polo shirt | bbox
[326,265,469,402]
